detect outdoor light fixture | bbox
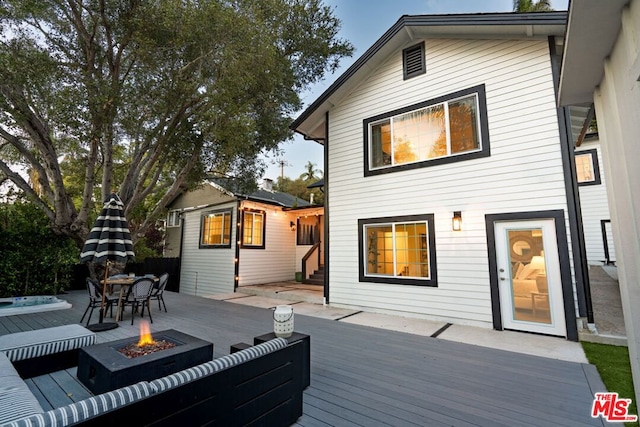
[452,211,462,231]
[290,221,296,231]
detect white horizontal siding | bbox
[179,202,236,297]
[238,208,297,285]
[326,38,576,327]
[577,140,615,263]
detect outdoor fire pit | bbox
[77,324,213,394]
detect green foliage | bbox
[513,0,553,12]
[274,162,324,205]
[0,200,79,297]
[0,0,352,247]
[582,342,638,426]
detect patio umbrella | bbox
[80,193,135,331]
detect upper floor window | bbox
[575,149,601,186]
[358,214,437,287]
[364,85,490,176]
[166,210,181,227]
[242,210,265,249]
[200,209,232,248]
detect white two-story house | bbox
[292,12,592,341]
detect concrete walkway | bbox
[227,265,627,364]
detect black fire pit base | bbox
[77,329,213,395]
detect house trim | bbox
[485,209,578,341]
[198,208,233,249]
[240,208,267,250]
[549,36,593,323]
[234,201,241,290]
[362,84,490,177]
[324,111,330,304]
[357,214,437,287]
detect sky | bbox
[262,0,569,181]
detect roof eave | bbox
[558,0,628,106]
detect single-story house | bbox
[164,178,324,296]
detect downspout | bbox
[323,111,330,305]
[234,200,241,291]
[548,36,594,325]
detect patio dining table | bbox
[101,275,158,322]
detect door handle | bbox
[500,277,506,281]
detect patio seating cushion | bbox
[3,381,152,427]
[0,352,44,424]
[150,337,288,392]
[0,325,96,362]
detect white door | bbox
[495,220,566,337]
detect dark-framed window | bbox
[241,209,265,249]
[575,148,601,186]
[358,214,437,287]
[200,209,232,248]
[297,216,318,245]
[363,84,490,176]
[403,42,426,80]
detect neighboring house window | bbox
[364,85,490,176]
[200,209,232,248]
[358,214,437,287]
[297,217,318,245]
[575,149,601,186]
[403,42,425,80]
[166,210,181,227]
[242,210,265,249]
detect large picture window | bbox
[364,85,489,176]
[575,149,601,186]
[242,210,265,249]
[200,209,232,248]
[358,214,437,286]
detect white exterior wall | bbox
[179,201,237,297]
[592,0,640,405]
[576,139,616,264]
[327,38,574,326]
[238,204,297,285]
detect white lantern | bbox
[273,305,294,338]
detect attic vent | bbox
[403,42,425,80]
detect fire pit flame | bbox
[138,320,155,347]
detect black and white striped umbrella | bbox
[80,193,135,265]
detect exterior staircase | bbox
[304,265,324,286]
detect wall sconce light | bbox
[452,211,462,231]
[290,221,296,231]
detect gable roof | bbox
[211,178,310,208]
[291,12,567,142]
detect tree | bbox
[299,161,322,182]
[0,0,352,247]
[513,0,553,12]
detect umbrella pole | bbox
[99,262,110,323]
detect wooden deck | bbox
[0,290,609,426]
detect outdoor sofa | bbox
[0,325,306,426]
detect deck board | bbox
[1,290,607,426]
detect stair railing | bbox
[301,242,320,282]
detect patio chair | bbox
[149,273,169,312]
[122,277,155,325]
[80,278,117,325]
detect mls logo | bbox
[591,392,638,422]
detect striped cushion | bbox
[0,325,96,362]
[0,353,44,424]
[150,337,288,393]
[4,382,152,427]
